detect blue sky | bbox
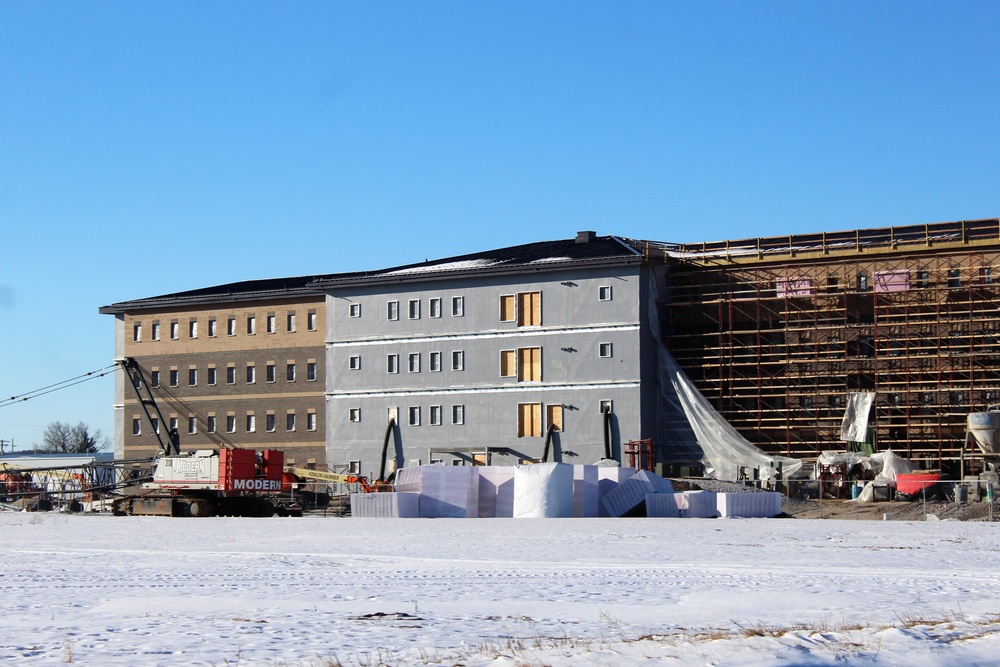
[1,1,998,450]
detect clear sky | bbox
[1,1,998,451]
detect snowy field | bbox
[2,513,1000,666]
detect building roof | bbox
[99,233,660,314]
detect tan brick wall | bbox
[120,297,327,465]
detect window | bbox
[286,363,296,382]
[501,292,542,325]
[387,354,399,374]
[429,351,441,372]
[547,404,563,432]
[387,301,399,321]
[150,417,160,434]
[152,323,160,340]
[307,412,316,431]
[169,417,178,432]
[150,370,160,387]
[247,315,256,335]
[349,303,361,318]
[452,296,464,317]
[208,318,217,337]
[266,363,275,383]
[266,314,276,334]
[169,370,179,387]
[408,353,420,373]
[207,367,217,385]
[227,366,236,384]
[408,299,420,319]
[349,408,361,423]
[599,342,613,358]
[133,323,141,342]
[266,414,276,432]
[189,320,198,338]
[188,416,197,434]
[500,350,516,377]
[307,311,317,331]
[518,403,542,437]
[408,406,421,426]
[227,317,237,336]
[170,321,179,339]
[429,298,442,318]
[500,294,515,322]
[287,312,296,332]
[518,291,541,326]
[286,412,296,431]
[452,350,464,371]
[599,285,612,301]
[132,418,141,435]
[452,405,464,425]
[349,355,361,370]
[307,362,317,381]
[226,415,236,433]
[518,347,541,381]
[246,364,256,384]
[246,414,256,433]
[207,415,217,433]
[188,368,197,386]
[430,405,442,426]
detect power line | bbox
[0,364,120,408]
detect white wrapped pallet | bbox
[716,492,782,518]
[393,466,424,493]
[676,490,718,518]
[597,467,635,517]
[573,465,600,518]
[513,463,574,518]
[602,470,674,518]
[395,465,479,518]
[477,466,516,518]
[645,493,681,518]
[350,492,420,518]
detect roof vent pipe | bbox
[576,231,597,244]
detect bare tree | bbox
[39,421,109,454]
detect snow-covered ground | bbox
[2,513,1000,666]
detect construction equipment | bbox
[111,357,301,517]
[963,406,1000,478]
[113,448,292,517]
[285,466,392,494]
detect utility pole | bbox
[0,438,11,455]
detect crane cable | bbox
[0,363,120,408]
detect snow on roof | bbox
[381,258,500,276]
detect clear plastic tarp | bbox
[649,268,804,480]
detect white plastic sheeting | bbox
[350,492,420,518]
[675,490,719,518]
[394,465,479,518]
[513,463,574,518]
[716,492,782,518]
[477,466,516,518]
[840,392,875,442]
[645,493,681,518]
[572,465,600,518]
[819,449,917,483]
[602,470,674,517]
[648,268,804,481]
[597,467,635,517]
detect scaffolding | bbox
[663,218,1000,476]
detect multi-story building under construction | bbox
[661,217,1000,477]
[100,218,1000,480]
